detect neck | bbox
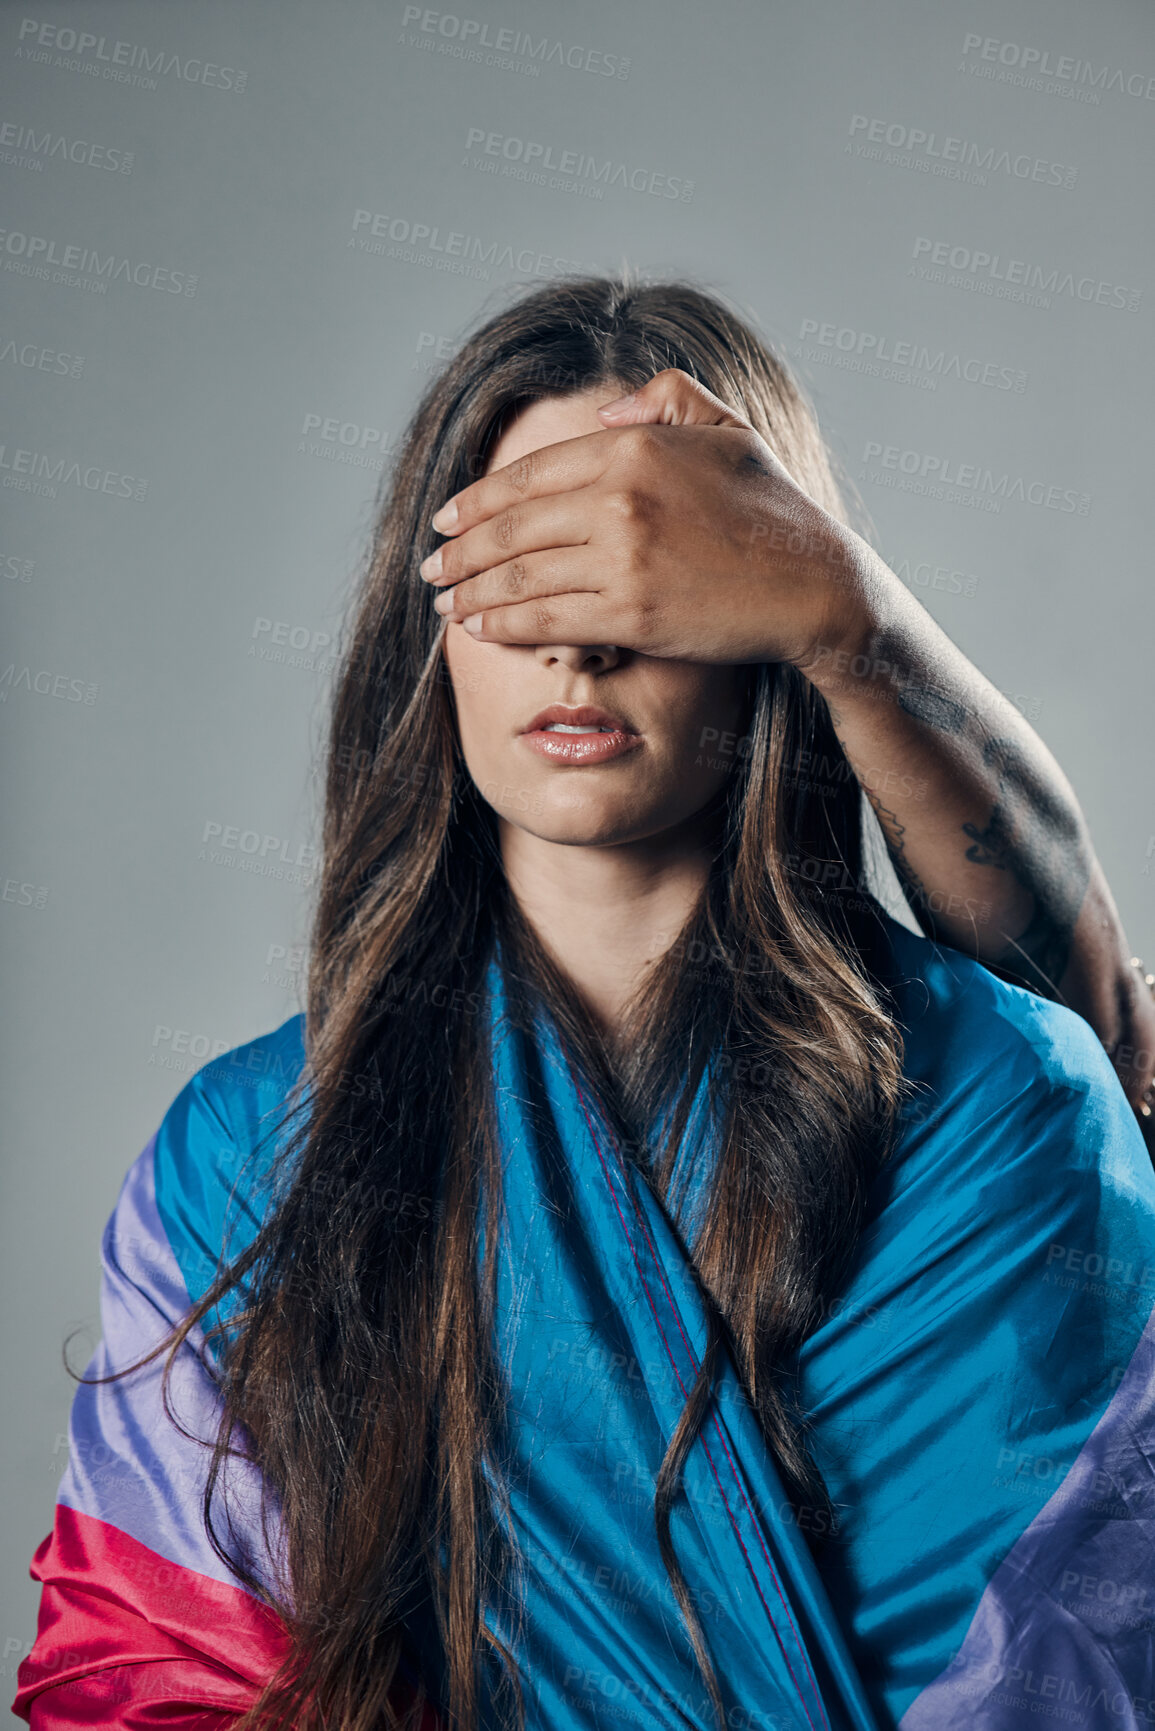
[498,810,719,1043]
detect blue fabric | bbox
[151,911,1155,1730]
[791,923,1155,1724]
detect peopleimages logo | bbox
[197,821,318,886]
[860,439,1091,517]
[847,115,1075,188]
[909,237,1140,313]
[0,338,85,379]
[797,319,1026,393]
[14,18,248,92]
[348,209,594,282]
[960,34,1155,102]
[0,441,148,501]
[463,127,694,201]
[297,412,396,472]
[0,228,197,296]
[0,664,97,704]
[399,7,630,79]
[0,119,134,174]
[249,617,336,675]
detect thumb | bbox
[596,366,752,430]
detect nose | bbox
[532,643,622,672]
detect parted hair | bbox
[103,274,905,1731]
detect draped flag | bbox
[15,912,1155,1729]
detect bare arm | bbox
[421,362,1155,1154]
[799,536,1155,1155]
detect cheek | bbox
[665,673,750,769]
[441,627,518,766]
[442,622,498,714]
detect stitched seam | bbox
[613,1148,832,1731]
[570,1068,825,1731]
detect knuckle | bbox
[620,423,655,455]
[530,602,554,638]
[494,508,519,551]
[606,486,651,531]
[506,452,535,494]
[505,558,529,596]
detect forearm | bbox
[1056,860,1155,1146]
[796,535,1155,1136]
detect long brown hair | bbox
[103,275,907,1731]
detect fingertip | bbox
[597,393,637,416]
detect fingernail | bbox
[598,393,636,414]
[433,591,453,614]
[431,499,458,531]
[420,548,443,580]
[463,613,484,636]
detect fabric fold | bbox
[14,911,1155,1730]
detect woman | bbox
[14,278,1155,1731]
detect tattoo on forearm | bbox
[960,810,1009,871]
[844,704,1090,998]
[837,730,937,916]
[961,738,1089,996]
[737,449,774,480]
[864,787,934,904]
[897,685,968,734]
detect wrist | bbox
[789,526,895,695]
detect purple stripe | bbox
[59,1132,285,1598]
[901,1301,1155,1728]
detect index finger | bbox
[430,426,617,536]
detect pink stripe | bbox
[13,1505,445,1730]
[13,1503,291,1725]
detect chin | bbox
[508,797,658,849]
[525,789,700,849]
[521,817,640,848]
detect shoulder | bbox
[874,912,1151,1195]
[149,1012,308,1309]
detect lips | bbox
[518,703,643,766]
[521,704,636,736]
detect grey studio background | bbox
[2,0,1153,1664]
